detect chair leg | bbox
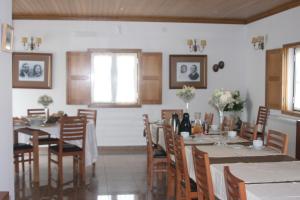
[29,152,32,166]
[48,150,51,185]
[92,162,96,176]
[21,153,25,172]
[15,155,19,174]
[58,155,63,185]
[167,168,175,200]
[79,155,85,184]
[148,163,153,190]
[73,156,78,181]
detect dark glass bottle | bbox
[179,113,192,135]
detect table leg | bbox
[32,131,39,183]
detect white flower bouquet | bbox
[210,89,234,111]
[210,89,245,112]
[38,95,53,107]
[176,85,196,103]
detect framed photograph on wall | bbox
[1,23,14,52]
[12,52,52,89]
[169,55,207,89]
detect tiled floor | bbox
[15,151,167,200]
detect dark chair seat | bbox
[181,178,197,192]
[14,143,33,151]
[38,137,59,143]
[153,148,166,158]
[49,143,82,153]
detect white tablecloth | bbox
[210,161,300,200]
[16,122,98,167]
[246,182,300,200]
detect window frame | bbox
[282,42,300,117]
[88,49,142,108]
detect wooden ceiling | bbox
[13,0,300,24]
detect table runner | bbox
[210,154,294,164]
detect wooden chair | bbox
[163,124,177,199]
[224,166,247,200]
[173,134,198,200]
[27,108,59,145]
[27,108,48,117]
[192,146,215,200]
[221,116,234,131]
[14,142,34,174]
[77,109,97,125]
[266,130,288,154]
[48,116,87,185]
[256,106,269,140]
[77,109,97,172]
[204,112,214,126]
[161,109,184,121]
[239,122,258,141]
[143,114,167,191]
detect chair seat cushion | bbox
[38,137,59,143]
[14,143,33,151]
[50,143,82,153]
[153,148,166,158]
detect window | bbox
[282,42,300,116]
[293,48,300,111]
[91,50,141,106]
[66,50,162,106]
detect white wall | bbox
[0,0,14,198]
[12,20,247,146]
[245,6,300,157]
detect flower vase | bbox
[44,107,49,122]
[185,102,189,114]
[219,110,224,126]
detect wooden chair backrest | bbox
[192,146,215,200]
[173,134,192,196]
[239,122,258,141]
[256,106,268,133]
[59,116,87,152]
[204,112,214,125]
[266,130,288,154]
[27,108,48,117]
[224,166,247,200]
[163,124,175,163]
[161,109,183,121]
[221,116,234,131]
[143,114,154,162]
[77,109,97,125]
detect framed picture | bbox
[169,55,207,89]
[1,23,14,52]
[12,53,52,89]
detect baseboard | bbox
[98,146,146,154]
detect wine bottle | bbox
[179,113,192,136]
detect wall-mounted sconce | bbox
[21,36,42,51]
[251,36,264,50]
[187,39,207,52]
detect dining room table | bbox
[185,143,296,200]
[151,121,297,200]
[14,120,98,183]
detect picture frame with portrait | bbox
[1,23,14,52]
[169,55,207,89]
[12,52,52,89]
